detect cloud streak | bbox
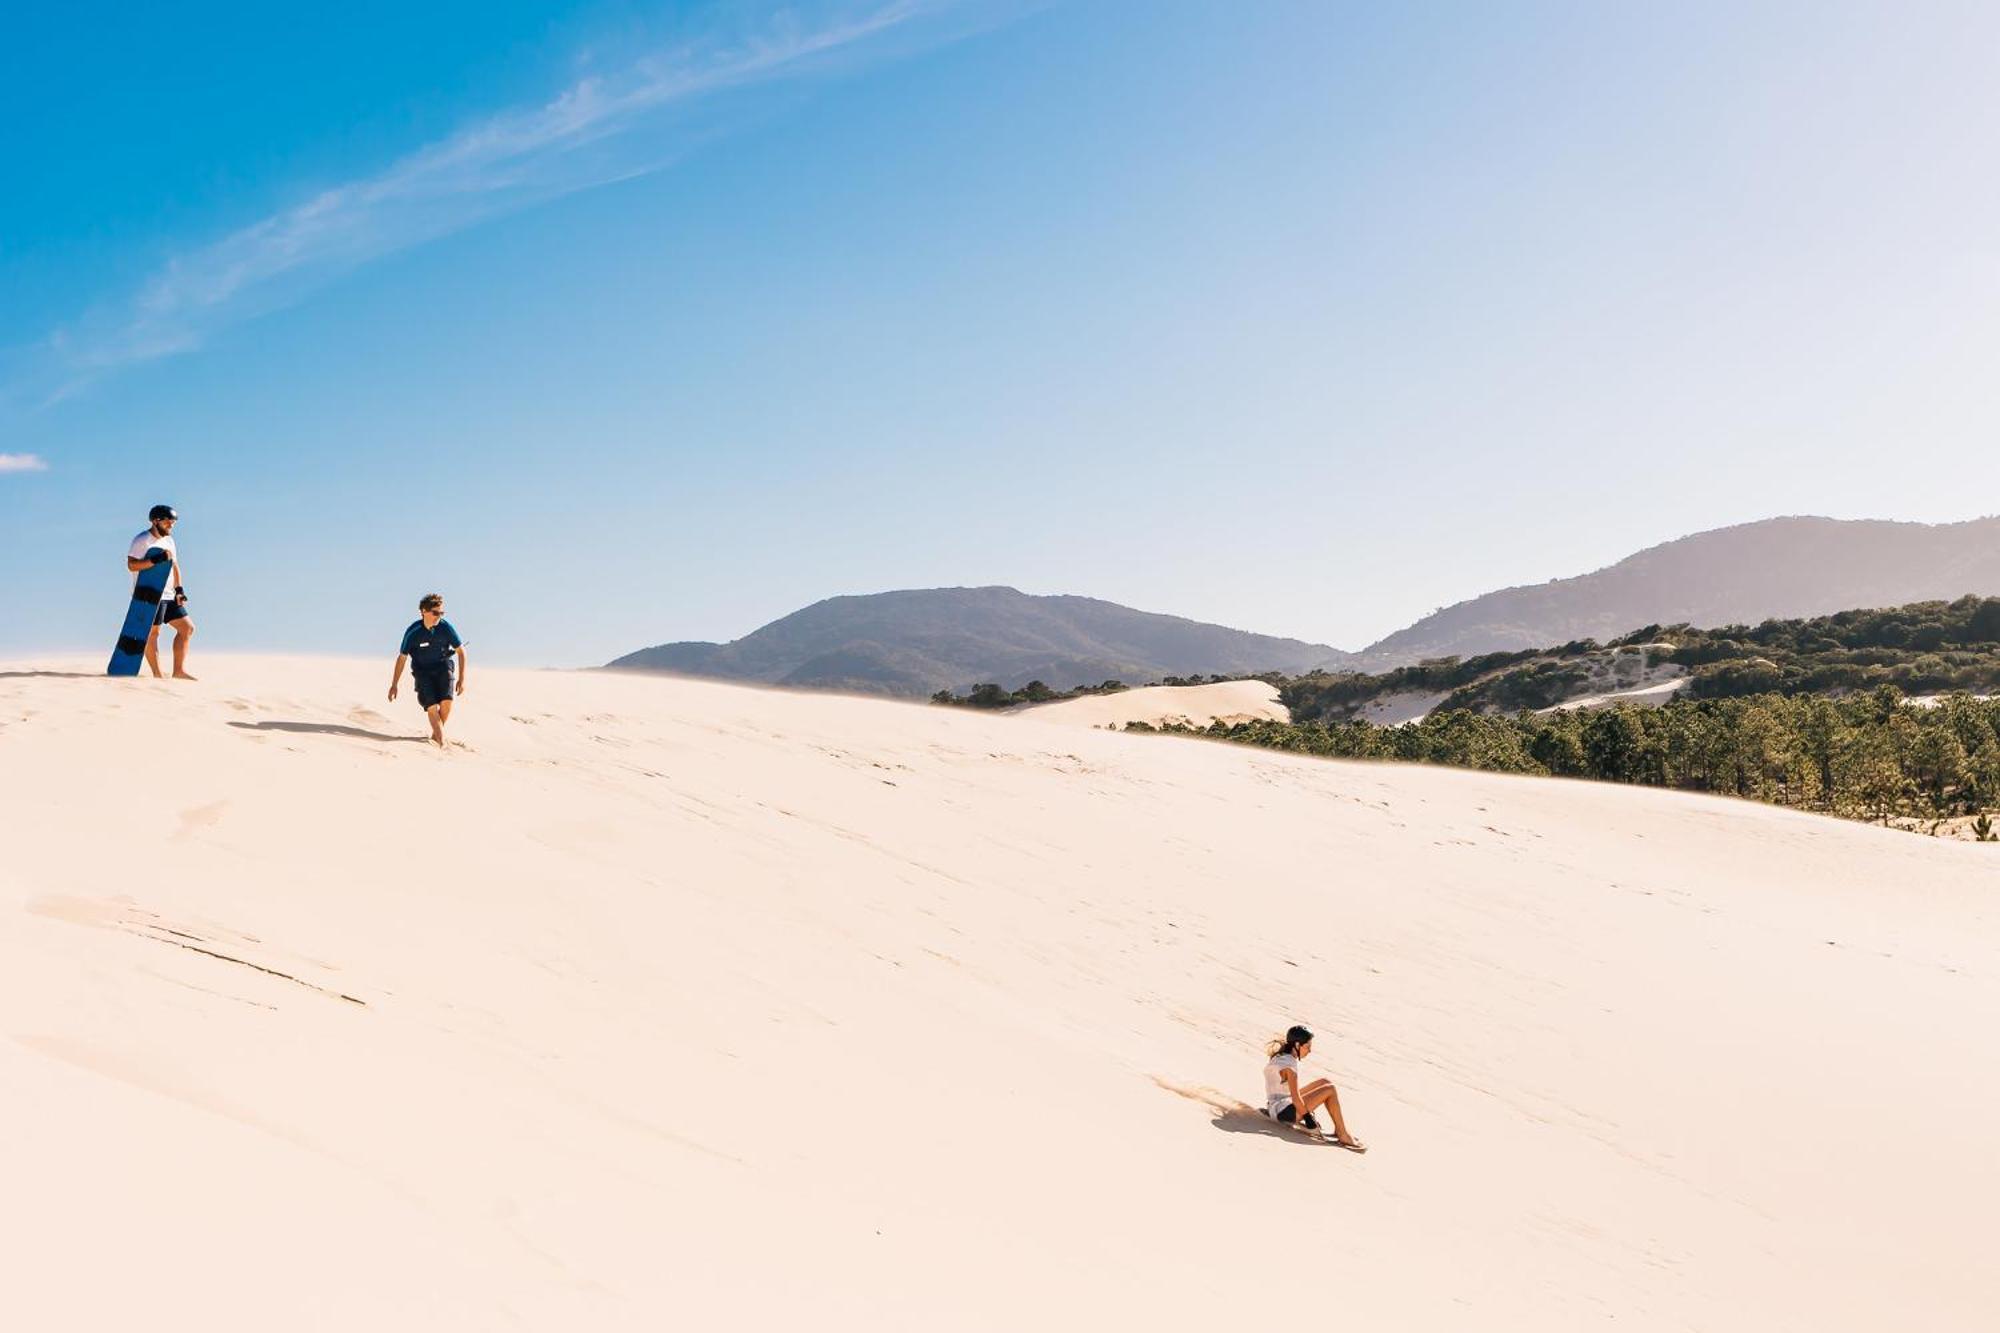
[0,453,50,473]
[23,1,957,404]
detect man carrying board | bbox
[125,504,196,680]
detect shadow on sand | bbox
[228,720,426,744]
[1152,1076,1346,1149]
[1208,1104,1335,1146]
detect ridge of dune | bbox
[4,654,1996,1330]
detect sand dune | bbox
[1354,688,1450,726]
[1539,677,1693,712]
[4,655,1996,1330]
[1016,679,1288,729]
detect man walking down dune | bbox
[126,504,196,680]
[389,593,468,747]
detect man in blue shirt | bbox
[388,592,468,746]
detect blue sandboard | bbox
[108,549,174,676]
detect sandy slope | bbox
[1355,688,1450,725]
[3,656,1997,1331]
[1016,679,1288,729]
[1540,677,1693,712]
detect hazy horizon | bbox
[9,2,2000,666]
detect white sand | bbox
[4,655,1997,1330]
[1354,689,1450,725]
[1017,679,1288,729]
[1541,677,1693,712]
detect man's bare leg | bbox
[426,703,446,746]
[143,624,165,678]
[171,620,197,680]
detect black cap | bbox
[149,504,177,522]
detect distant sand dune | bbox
[4,654,1996,1330]
[1016,679,1288,729]
[1355,688,1449,725]
[1539,676,1693,713]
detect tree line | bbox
[1145,687,2000,836]
[932,679,1131,709]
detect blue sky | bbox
[6,1,1999,665]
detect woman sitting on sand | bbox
[1265,1025,1365,1151]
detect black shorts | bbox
[1273,1105,1319,1129]
[153,601,189,627]
[412,667,454,708]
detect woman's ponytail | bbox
[1266,1024,1314,1058]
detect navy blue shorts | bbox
[413,667,454,708]
[153,601,189,627]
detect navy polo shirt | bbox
[400,618,464,671]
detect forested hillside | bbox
[1140,597,2000,836]
[1285,596,2000,721]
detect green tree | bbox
[1908,725,1971,813]
[1838,725,1911,823]
[1582,709,1649,783]
[1730,700,1790,802]
[1969,734,2000,810]
[1528,722,1585,776]
[1796,697,1845,809]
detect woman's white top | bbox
[1264,1053,1301,1109]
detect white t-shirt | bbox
[128,529,178,591]
[1264,1052,1301,1106]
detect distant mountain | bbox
[1363,516,2000,664]
[607,587,1355,697]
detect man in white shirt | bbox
[125,504,196,680]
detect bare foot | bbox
[173,672,199,681]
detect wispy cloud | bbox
[18,1,967,406]
[0,453,50,473]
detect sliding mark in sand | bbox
[28,896,368,1006]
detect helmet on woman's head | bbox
[1285,1025,1314,1047]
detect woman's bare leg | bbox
[1306,1084,1363,1149]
